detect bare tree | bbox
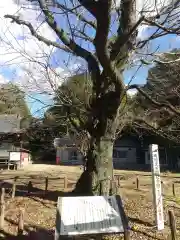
[4,0,180,195]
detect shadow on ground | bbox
[0,218,54,239]
[0,226,54,240]
[0,180,74,202]
[129,217,154,227]
[0,181,74,239]
[132,228,164,240]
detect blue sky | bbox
[29,31,180,116]
[124,32,180,85]
[1,26,180,117]
[0,1,179,117]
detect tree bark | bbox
[73,138,114,196]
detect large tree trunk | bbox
[73,138,115,196]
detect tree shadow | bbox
[0,226,54,240]
[132,228,164,240]
[1,217,54,239]
[4,195,128,240]
[129,217,154,227]
[0,179,73,202]
[0,230,14,239]
[28,196,56,208]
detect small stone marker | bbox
[55,195,129,239]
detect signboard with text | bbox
[149,144,164,230]
[55,196,129,239]
[9,151,21,161]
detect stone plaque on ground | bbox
[55,195,129,239]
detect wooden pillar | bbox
[64,176,68,190]
[18,209,24,236]
[172,183,176,196]
[12,177,17,198]
[169,210,177,240]
[0,188,5,230]
[118,175,120,187]
[124,229,130,240]
[27,181,33,194]
[45,177,48,195]
[136,177,139,190]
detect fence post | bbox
[172,183,176,197]
[45,177,48,195]
[18,209,25,236]
[118,176,120,187]
[12,177,17,199]
[124,228,130,240]
[64,176,68,190]
[0,188,5,230]
[161,181,163,194]
[136,177,139,190]
[27,181,33,194]
[109,178,117,196]
[168,210,177,240]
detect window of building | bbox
[70,150,78,160]
[0,142,11,150]
[113,149,128,158]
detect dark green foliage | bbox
[26,117,67,161]
[0,83,31,118]
[136,49,180,109]
[133,49,180,143]
[47,72,92,134]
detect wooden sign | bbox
[55,195,129,239]
[9,152,21,161]
[149,144,164,230]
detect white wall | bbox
[56,148,83,165]
[57,146,137,166]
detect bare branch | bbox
[110,16,145,61]
[91,1,125,95]
[37,0,100,80]
[111,0,138,60]
[78,0,99,18]
[4,14,71,53]
[93,1,112,67]
[129,84,180,116]
[55,2,96,29]
[133,120,180,144]
[71,29,94,43]
[144,17,180,35]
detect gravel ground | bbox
[0,164,179,239]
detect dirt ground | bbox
[0,164,180,239]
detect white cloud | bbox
[115,0,177,41]
[0,0,56,64]
[136,0,176,40]
[0,0,61,95]
[137,25,151,40]
[16,64,68,94]
[0,75,9,85]
[115,0,173,18]
[0,0,85,99]
[14,60,83,98]
[127,89,138,96]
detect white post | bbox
[149,144,164,230]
